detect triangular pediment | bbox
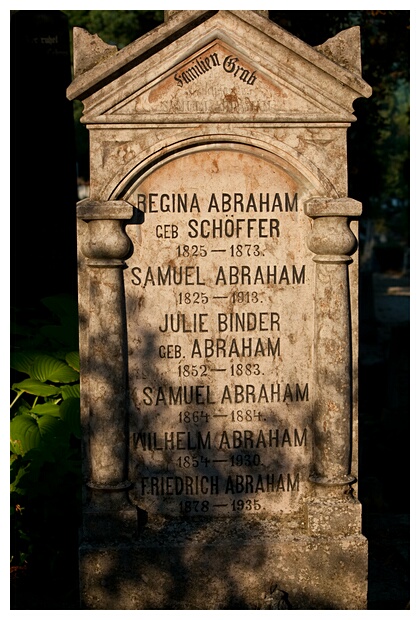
[68,10,371,124]
[106,39,342,121]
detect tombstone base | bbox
[79,515,368,610]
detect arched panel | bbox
[106,132,338,202]
[122,143,317,517]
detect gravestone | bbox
[67,10,372,610]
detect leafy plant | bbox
[10,295,82,577]
[10,351,81,455]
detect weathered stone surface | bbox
[67,11,371,120]
[79,517,368,610]
[68,9,371,610]
[73,27,117,78]
[315,26,362,74]
[125,147,313,518]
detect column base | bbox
[309,473,356,485]
[305,496,362,536]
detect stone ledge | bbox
[80,533,368,609]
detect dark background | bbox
[10,10,410,610]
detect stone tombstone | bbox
[67,10,372,610]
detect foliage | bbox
[64,10,164,49]
[10,295,81,571]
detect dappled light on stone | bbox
[68,9,371,610]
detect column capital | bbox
[305,197,361,259]
[77,199,133,264]
[304,197,362,219]
[77,199,133,221]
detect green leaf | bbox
[10,458,30,494]
[10,413,68,456]
[10,414,42,455]
[31,402,61,417]
[37,414,66,442]
[10,351,37,375]
[10,453,21,483]
[12,400,31,417]
[11,378,61,398]
[61,384,80,399]
[30,355,79,383]
[60,397,81,438]
[65,351,80,372]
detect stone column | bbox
[77,199,137,539]
[304,197,363,537]
[305,197,362,488]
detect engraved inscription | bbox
[125,149,313,517]
[174,52,257,88]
